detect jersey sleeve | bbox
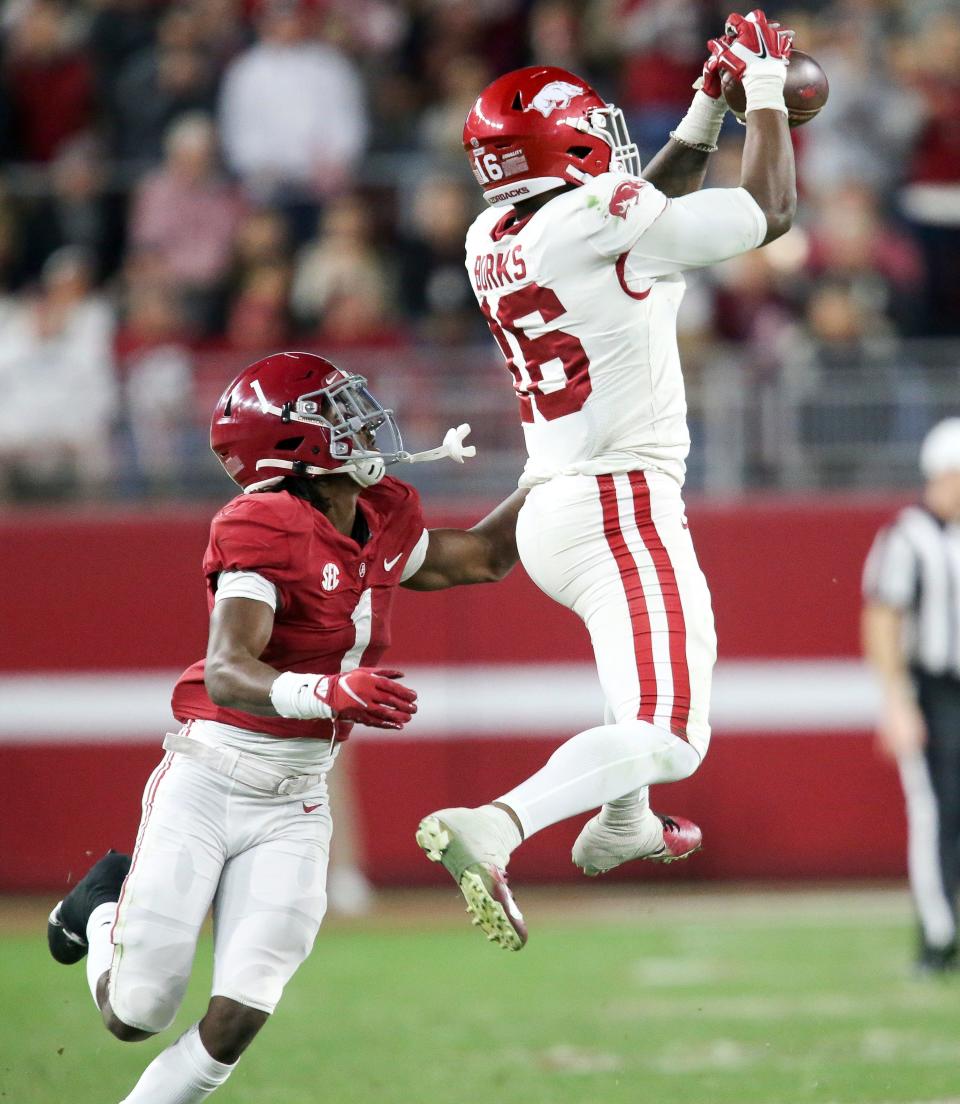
[577,172,671,259]
[862,521,919,610]
[391,480,427,577]
[400,529,430,582]
[620,187,768,278]
[214,570,279,610]
[204,494,302,609]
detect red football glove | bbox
[697,52,725,100]
[315,668,417,730]
[708,9,794,81]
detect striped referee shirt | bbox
[863,505,960,677]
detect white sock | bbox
[599,787,651,832]
[120,1023,236,1104]
[479,804,523,854]
[496,721,700,838]
[85,902,116,1010]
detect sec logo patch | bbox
[321,563,340,591]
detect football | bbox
[722,49,829,127]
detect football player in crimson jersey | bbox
[417,11,798,949]
[46,351,528,1104]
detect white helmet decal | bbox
[526,80,584,117]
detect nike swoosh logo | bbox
[302,802,322,813]
[756,33,768,59]
[383,554,403,571]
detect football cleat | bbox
[47,850,131,965]
[915,941,958,978]
[572,811,702,876]
[416,808,527,951]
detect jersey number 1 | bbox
[480,284,592,423]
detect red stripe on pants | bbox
[629,471,691,738]
[597,474,658,723]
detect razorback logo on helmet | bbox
[608,178,647,220]
[525,80,585,118]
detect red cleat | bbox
[648,814,703,863]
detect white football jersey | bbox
[465,171,767,487]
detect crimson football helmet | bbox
[211,351,476,492]
[463,66,640,207]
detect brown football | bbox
[721,49,829,128]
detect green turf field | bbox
[3,887,958,1104]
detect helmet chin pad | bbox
[346,457,386,487]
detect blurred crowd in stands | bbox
[0,0,958,499]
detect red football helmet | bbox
[463,66,640,207]
[210,351,404,491]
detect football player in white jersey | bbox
[416,9,797,949]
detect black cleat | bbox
[915,942,958,978]
[47,850,131,965]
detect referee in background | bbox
[863,418,960,975]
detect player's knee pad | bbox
[109,967,189,1034]
[658,730,702,781]
[588,718,701,786]
[604,709,707,774]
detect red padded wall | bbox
[0,494,910,891]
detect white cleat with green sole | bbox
[416,807,528,951]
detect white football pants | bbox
[516,470,716,760]
[108,733,334,1034]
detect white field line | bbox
[0,660,881,744]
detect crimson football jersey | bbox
[171,476,426,740]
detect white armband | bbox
[215,571,278,610]
[671,90,728,152]
[742,61,788,116]
[269,671,334,721]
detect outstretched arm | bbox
[402,488,528,591]
[644,53,728,198]
[739,105,796,244]
[647,10,797,239]
[624,10,796,279]
[710,10,797,242]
